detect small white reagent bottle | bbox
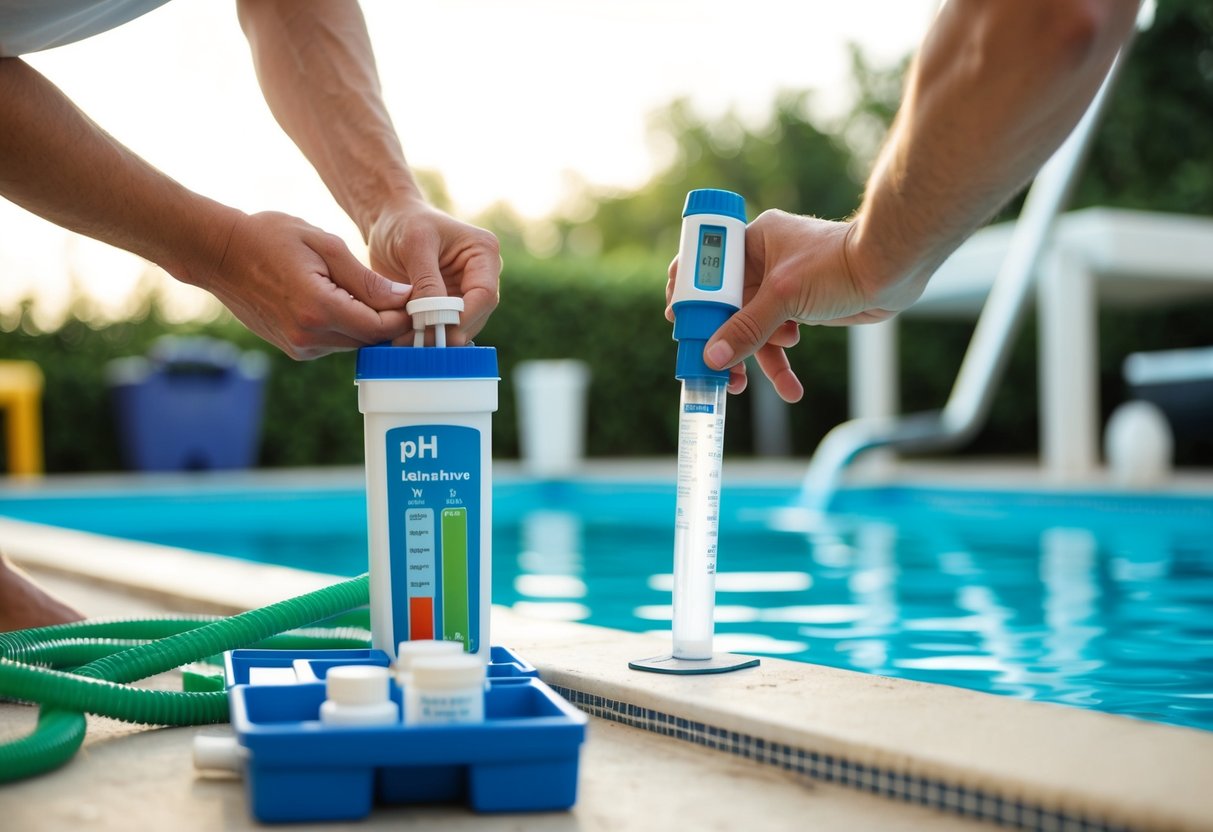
[319,665,399,726]
[394,638,465,688]
[404,653,487,726]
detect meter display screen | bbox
[694,225,726,290]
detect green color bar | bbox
[441,508,469,647]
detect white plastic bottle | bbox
[394,638,465,687]
[403,653,487,726]
[319,665,399,726]
[357,298,498,662]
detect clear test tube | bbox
[671,375,727,660]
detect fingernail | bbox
[390,282,413,296]
[705,341,733,368]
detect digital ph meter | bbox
[630,189,761,676]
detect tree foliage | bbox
[1074,0,1213,215]
[548,92,863,260]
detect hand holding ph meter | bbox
[631,189,760,676]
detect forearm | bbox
[851,0,1138,309]
[237,0,421,239]
[0,57,238,286]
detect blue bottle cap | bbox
[355,345,499,380]
[682,189,747,223]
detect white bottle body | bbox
[319,700,400,726]
[359,376,497,662]
[404,686,485,725]
[403,654,487,726]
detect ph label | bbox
[385,425,481,653]
[400,435,438,461]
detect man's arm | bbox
[0,56,412,359]
[0,57,233,287]
[851,0,1139,308]
[683,0,1139,402]
[236,0,501,345]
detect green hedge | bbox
[2,251,1211,474]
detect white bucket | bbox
[513,360,590,477]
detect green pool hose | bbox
[2,629,371,671]
[0,573,371,783]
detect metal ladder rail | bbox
[799,46,1130,511]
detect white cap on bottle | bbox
[407,297,464,347]
[410,653,486,690]
[396,639,465,673]
[325,665,391,706]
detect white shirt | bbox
[0,0,172,57]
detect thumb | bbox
[703,286,789,371]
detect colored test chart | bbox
[381,424,484,655]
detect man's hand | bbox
[666,0,1136,406]
[238,1,502,348]
[367,199,501,346]
[205,211,414,359]
[666,210,904,404]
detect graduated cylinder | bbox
[669,189,747,660]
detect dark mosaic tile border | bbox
[552,685,1137,832]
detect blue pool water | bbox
[2,479,1211,732]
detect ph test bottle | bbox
[356,298,498,662]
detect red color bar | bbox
[409,597,434,640]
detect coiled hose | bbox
[0,573,371,783]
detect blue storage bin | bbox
[107,336,268,471]
[229,674,587,821]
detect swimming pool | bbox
[2,476,1211,732]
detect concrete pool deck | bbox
[0,565,995,832]
[2,461,1212,830]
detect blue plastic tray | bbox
[223,647,583,821]
[224,645,538,687]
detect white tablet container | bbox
[356,298,498,662]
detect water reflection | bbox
[511,510,586,620]
[633,605,759,623]
[514,574,587,599]
[1040,528,1101,668]
[760,605,867,624]
[518,510,583,576]
[511,601,589,621]
[646,572,812,593]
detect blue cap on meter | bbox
[682,189,746,222]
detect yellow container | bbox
[0,360,44,476]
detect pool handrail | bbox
[800,42,1131,511]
